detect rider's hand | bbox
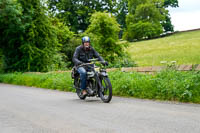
[77,62,83,66]
[102,61,108,66]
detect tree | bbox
[0,0,25,71]
[164,0,178,7]
[161,13,174,32]
[85,12,122,62]
[161,0,179,32]
[0,0,64,72]
[0,49,2,72]
[19,0,63,72]
[48,0,117,33]
[116,0,128,29]
[124,0,165,41]
[51,17,77,67]
[116,0,128,38]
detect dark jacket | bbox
[73,45,104,66]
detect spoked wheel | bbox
[99,77,112,103]
[76,88,86,100]
[75,77,86,100]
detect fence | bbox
[24,64,200,74]
[107,64,200,73]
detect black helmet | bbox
[82,36,90,44]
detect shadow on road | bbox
[69,98,106,104]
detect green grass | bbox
[110,70,200,103]
[127,30,200,66]
[0,70,200,103]
[0,72,74,92]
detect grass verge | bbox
[0,72,74,92]
[0,70,200,103]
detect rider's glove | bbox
[77,61,83,66]
[102,61,108,66]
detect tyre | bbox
[74,76,86,100]
[76,88,86,100]
[99,77,112,103]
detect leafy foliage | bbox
[19,0,63,72]
[0,0,68,72]
[61,37,81,68]
[0,0,25,71]
[124,21,163,41]
[161,0,179,32]
[0,49,3,73]
[48,0,117,33]
[85,12,123,62]
[51,17,75,68]
[116,0,128,28]
[0,0,179,72]
[115,0,178,34]
[164,0,178,7]
[124,0,165,41]
[161,14,174,32]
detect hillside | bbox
[127,30,200,66]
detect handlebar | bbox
[79,63,93,67]
[88,58,99,62]
[77,60,107,68]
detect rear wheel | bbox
[76,89,86,100]
[75,76,86,100]
[99,77,112,103]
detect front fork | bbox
[95,73,106,95]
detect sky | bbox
[168,0,200,31]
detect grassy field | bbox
[127,30,200,66]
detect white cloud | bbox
[175,0,200,12]
[168,0,200,31]
[170,11,200,31]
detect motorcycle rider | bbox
[73,36,108,96]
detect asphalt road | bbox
[0,83,200,133]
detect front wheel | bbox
[99,77,112,103]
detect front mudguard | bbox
[95,72,108,94]
[99,71,108,77]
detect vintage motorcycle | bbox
[71,59,112,103]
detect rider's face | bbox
[84,42,90,48]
